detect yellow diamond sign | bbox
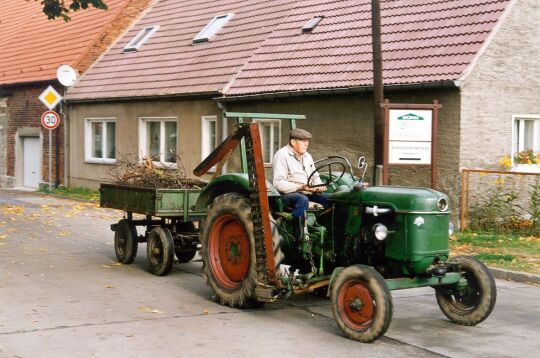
[39,85,62,110]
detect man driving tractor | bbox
[272,128,329,247]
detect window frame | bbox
[123,25,159,52]
[253,118,281,166]
[138,117,179,166]
[193,13,234,44]
[511,114,540,170]
[84,117,117,164]
[201,116,218,172]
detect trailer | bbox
[100,184,205,276]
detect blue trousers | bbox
[281,192,329,218]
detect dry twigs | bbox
[108,153,206,189]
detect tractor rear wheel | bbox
[436,255,496,325]
[114,219,138,264]
[331,265,393,343]
[146,227,174,276]
[201,193,282,308]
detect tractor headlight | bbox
[437,197,448,211]
[449,222,455,236]
[373,224,388,241]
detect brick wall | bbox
[3,83,65,187]
[460,0,540,170]
[0,96,8,186]
[0,0,154,188]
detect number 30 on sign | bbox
[41,111,61,130]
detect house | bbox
[65,0,297,188]
[65,0,539,222]
[0,0,153,188]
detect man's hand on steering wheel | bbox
[300,184,327,193]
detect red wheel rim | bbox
[209,215,250,289]
[338,279,374,330]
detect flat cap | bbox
[289,128,312,140]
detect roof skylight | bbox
[123,25,159,52]
[193,13,234,44]
[302,16,324,33]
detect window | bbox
[513,115,540,167]
[123,25,159,52]
[85,118,116,163]
[302,16,324,33]
[139,117,178,164]
[254,119,281,165]
[193,14,233,44]
[201,116,218,159]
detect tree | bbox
[36,0,108,21]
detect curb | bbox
[7,188,98,204]
[489,267,540,285]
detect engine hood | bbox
[328,186,450,213]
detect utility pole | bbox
[371,0,384,182]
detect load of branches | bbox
[108,154,207,189]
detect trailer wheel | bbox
[114,219,138,264]
[147,227,174,276]
[175,247,197,263]
[201,193,283,308]
[436,255,496,326]
[331,265,392,343]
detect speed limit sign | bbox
[41,111,61,130]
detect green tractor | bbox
[193,115,496,343]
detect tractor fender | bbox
[193,173,280,211]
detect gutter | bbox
[216,80,458,103]
[65,91,221,104]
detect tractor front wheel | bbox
[436,255,496,325]
[331,265,393,343]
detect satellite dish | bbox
[57,65,78,87]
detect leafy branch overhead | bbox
[37,0,108,21]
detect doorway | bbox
[23,137,40,188]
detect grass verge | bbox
[38,186,99,202]
[451,231,540,275]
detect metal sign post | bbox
[381,99,441,188]
[41,111,61,191]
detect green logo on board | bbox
[398,113,424,120]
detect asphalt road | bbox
[0,189,539,358]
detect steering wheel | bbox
[307,160,347,188]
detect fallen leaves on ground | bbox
[138,306,163,314]
[451,243,472,255]
[1,205,24,215]
[101,263,123,268]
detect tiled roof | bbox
[0,0,132,85]
[225,0,511,96]
[66,0,295,100]
[66,0,511,101]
